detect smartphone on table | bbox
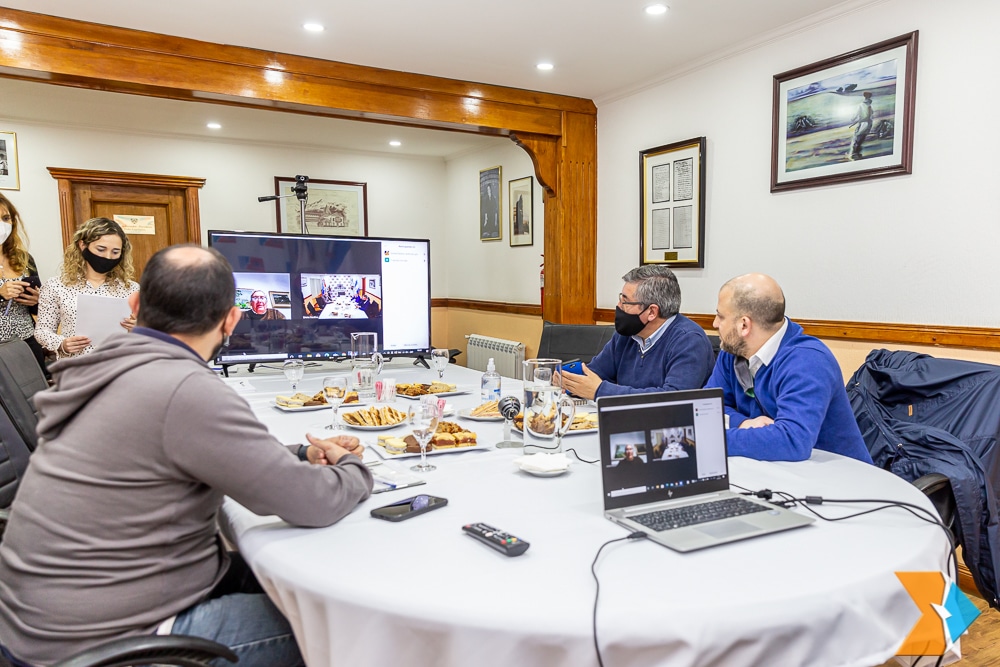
[370,494,448,522]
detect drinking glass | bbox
[354,362,376,402]
[431,348,450,379]
[282,359,305,394]
[322,375,349,429]
[409,396,443,473]
[522,358,576,455]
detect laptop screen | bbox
[597,389,730,511]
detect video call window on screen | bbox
[209,231,431,365]
[301,273,382,320]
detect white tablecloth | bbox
[219,363,950,667]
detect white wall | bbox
[443,142,544,305]
[2,116,544,305]
[597,0,1000,327]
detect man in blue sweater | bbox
[560,265,714,400]
[705,273,871,463]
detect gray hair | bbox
[724,278,785,329]
[621,265,681,318]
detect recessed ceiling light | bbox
[645,4,668,15]
[389,140,402,147]
[206,122,222,130]
[536,62,554,71]
[303,22,324,32]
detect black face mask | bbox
[614,305,648,337]
[82,247,123,275]
[209,333,229,363]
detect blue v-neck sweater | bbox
[705,320,872,463]
[588,314,714,398]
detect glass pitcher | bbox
[522,358,576,455]
[351,331,384,374]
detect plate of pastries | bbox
[371,420,483,458]
[395,382,468,398]
[275,391,360,412]
[458,400,503,421]
[512,411,599,435]
[340,405,408,430]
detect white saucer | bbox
[519,466,569,477]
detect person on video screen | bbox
[241,290,285,321]
[616,443,645,466]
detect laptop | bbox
[596,388,813,552]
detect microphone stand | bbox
[258,174,310,234]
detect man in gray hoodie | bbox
[0,245,373,667]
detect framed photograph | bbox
[0,131,20,191]
[508,176,533,247]
[479,166,502,241]
[269,291,292,307]
[771,32,918,192]
[274,177,368,236]
[640,137,706,268]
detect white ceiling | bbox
[0,0,879,157]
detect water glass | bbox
[431,348,450,379]
[409,396,443,473]
[322,375,349,429]
[522,358,576,455]
[282,359,305,394]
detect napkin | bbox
[513,453,571,473]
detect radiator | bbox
[466,334,525,379]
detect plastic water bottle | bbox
[481,358,501,403]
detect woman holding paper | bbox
[36,217,139,359]
[0,193,47,374]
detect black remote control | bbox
[462,523,530,557]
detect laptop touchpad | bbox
[696,520,756,539]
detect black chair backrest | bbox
[706,334,721,363]
[0,339,48,453]
[536,321,616,364]
[0,402,32,511]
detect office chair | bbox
[1,635,237,667]
[913,472,957,542]
[0,339,49,453]
[536,321,615,364]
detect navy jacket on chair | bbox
[847,348,1000,608]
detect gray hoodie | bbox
[0,332,372,665]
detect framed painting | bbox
[274,177,368,236]
[0,131,20,191]
[771,32,918,192]
[479,166,501,241]
[508,176,533,247]
[640,137,706,268]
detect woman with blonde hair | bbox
[0,193,46,374]
[36,217,138,359]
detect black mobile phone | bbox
[370,494,448,522]
[22,276,41,289]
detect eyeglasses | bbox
[618,293,649,309]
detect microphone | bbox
[496,396,522,449]
[499,395,521,420]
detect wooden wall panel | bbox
[0,7,599,326]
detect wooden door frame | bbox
[0,8,597,324]
[47,168,205,248]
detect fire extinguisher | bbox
[539,254,545,310]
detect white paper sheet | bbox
[75,293,132,348]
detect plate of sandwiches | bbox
[395,382,469,399]
[275,391,361,412]
[458,400,504,421]
[340,405,408,431]
[370,421,485,458]
[512,411,599,435]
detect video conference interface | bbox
[599,395,728,510]
[209,231,432,363]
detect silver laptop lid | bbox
[596,388,730,512]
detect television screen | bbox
[208,230,432,364]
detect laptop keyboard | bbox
[630,497,768,531]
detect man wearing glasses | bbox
[705,273,871,463]
[560,265,714,400]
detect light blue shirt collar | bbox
[632,314,677,355]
